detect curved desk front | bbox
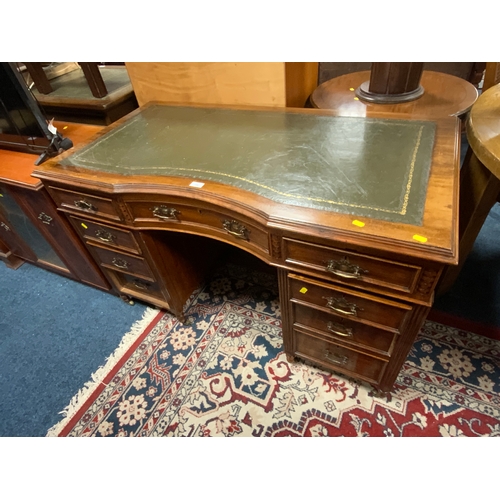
[34,103,460,393]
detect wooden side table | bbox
[438,83,500,293]
[311,70,478,118]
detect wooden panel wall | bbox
[125,62,318,108]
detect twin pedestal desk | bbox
[33,103,459,393]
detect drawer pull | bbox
[325,350,348,365]
[111,257,129,269]
[326,257,367,279]
[38,212,53,225]
[327,321,353,338]
[323,295,359,316]
[152,205,180,220]
[74,199,97,212]
[133,280,149,290]
[95,229,116,243]
[223,220,249,240]
[1,222,11,231]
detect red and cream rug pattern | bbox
[47,265,500,437]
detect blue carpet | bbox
[433,203,500,326]
[0,263,149,436]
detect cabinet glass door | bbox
[0,187,68,270]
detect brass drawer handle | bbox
[95,229,116,243]
[152,205,180,220]
[327,321,353,338]
[133,280,149,290]
[323,295,360,316]
[74,199,97,212]
[222,219,249,240]
[111,257,129,269]
[325,350,348,365]
[38,212,53,225]
[326,257,368,279]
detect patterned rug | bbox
[47,263,500,437]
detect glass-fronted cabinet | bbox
[0,181,110,290]
[0,184,68,270]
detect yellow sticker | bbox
[63,126,68,130]
[0,194,3,197]
[81,223,88,229]
[352,219,365,227]
[354,97,359,101]
[299,287,308,294]
[349,87,355,91]
[413,234,427,243]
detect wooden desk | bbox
[311,70,478,118]
[33,104,460,393]
[439,83,500,293]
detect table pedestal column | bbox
[356,62,424,104]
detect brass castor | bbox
[119,294,134,306]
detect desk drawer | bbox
[111,272,166,302]
[289,274,412,332]
[48,186,123,221]
[88,243,155,280]
[283,238,421,295]
[292,302,396,356]
[70,216,141,254]
[293,329,387,385]
[126,200,269,254]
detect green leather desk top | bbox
[61,105,436,225]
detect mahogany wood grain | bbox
[287,273,412,332]
[69,215,142,254]
[311,70,479,118]
[293,327,388,385]
[291,301,397,355]
[0,122,102,188]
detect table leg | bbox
[24,63,53,95]
[79,63,108,98]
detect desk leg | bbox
[438,149,500,295]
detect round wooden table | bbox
[438,82,500,293]
[311,70,479,118]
